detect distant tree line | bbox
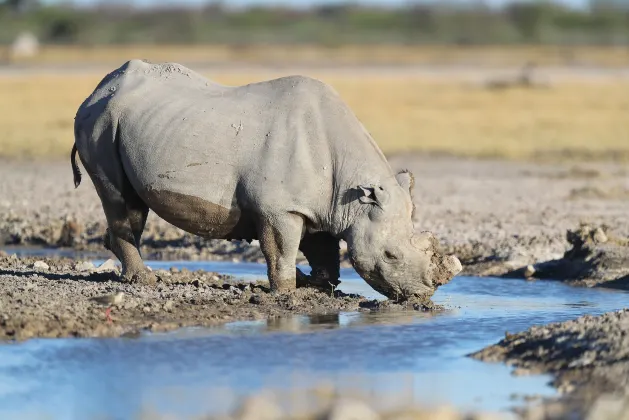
[1,0,628,46]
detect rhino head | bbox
[343,170,462,302]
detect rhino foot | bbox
[121,268,157,286]
[296,268,341,293]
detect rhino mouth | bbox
[365,276,435,303]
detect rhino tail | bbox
[71,144,82,188]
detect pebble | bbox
[325,399,381,420]
[33,261,49,271]
[75,261,95,272]
[593,227,608,244]
[163,300,174,312]
[586,395,629,420]
[95,259,117,272]
[249,295,261,304]
[234,393,283,420]
[523,265,536,278]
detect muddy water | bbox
[1,257,628,419]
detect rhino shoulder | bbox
[269,75,339,100]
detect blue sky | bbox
[41,0,590,9]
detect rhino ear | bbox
[396,170,416,219]
[358,184,388,206]
[396,170,415,199]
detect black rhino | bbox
[71,60,461,301]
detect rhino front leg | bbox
[258,213,304,292]
[297,232,341,290]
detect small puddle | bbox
[1,249,629,419]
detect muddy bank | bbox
[2,156,628,278]
[0,254,441,341]
[470,309,629,419]
[502,224,629,290]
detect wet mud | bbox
[470,309,629,419]
[502,224,629,290]
[0,253,440,341]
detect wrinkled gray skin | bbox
[72,59,461,300]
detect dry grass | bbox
[1,71,628,161]
[3,44,629,68]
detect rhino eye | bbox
[383,250,400,263]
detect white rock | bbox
[95,259,117,272]
[586,395,629,420]
[75,261,95,272]
[592,227,608,244]
[524,265,536,278]
[326,399,380,420]
[33,261,49,271]
[234,393,283,420]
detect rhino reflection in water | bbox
[71,59,462,301]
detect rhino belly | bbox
[139,188,255,241]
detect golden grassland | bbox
[1,71,629,161]
[3,44,629,68]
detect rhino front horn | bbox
[445,255,463,276]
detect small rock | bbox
[192,279,202,288]
[325,399,380,420]
[523,265,536,278]
[249,295,261,305]
[123,299,138,310]
[234,393,282,420]
[95,259,117,272]
[586,394,629,420]
[75,261,95,272]
[592,227,608,244]
[163,300,174,312]
[33,261,49,271]
[143,306,151,313]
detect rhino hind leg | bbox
[102,193,155,285]
[257,213,304,292]
[297,232,341,291]
[88,159,156,286]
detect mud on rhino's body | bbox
[72,59,461,300]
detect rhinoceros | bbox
[71,59,461,301]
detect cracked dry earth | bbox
[0,254,441,341]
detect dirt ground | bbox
[2,154,628,284]
[0,252,441,341]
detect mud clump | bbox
[0,254,443,341]
[470,309,629,419]
[504,223,629,289]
